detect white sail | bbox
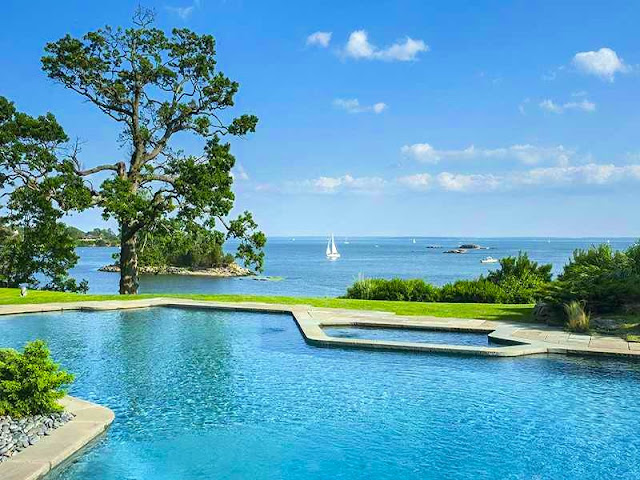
[326,234,340,259]
[331,235,338,255]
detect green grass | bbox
[0,288,533,321]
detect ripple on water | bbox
[0,308,639,479]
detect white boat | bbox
[326,234,341,260]
[412,238,416,244]
[481,256,499,264]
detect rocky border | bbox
[0,412,74,463]
[0,396,114,480]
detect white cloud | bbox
[166,0,202,20]
[572,48,630,82]
[397,173,432,190]
[436,172,501,192]
[167,5,195,19]
[333,98,387,114]
[372,102,387,114]
[305,174,386,194]
[231,164,249,181]
[401,143,574,166]
[285,162,640,196]
[343,30,428,62]
[539,98,596,114]
[398,163,640,193]
[519,163,640,186]
[306,31,332,48]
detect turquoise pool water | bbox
[1,308,639,479]
[323,326,501,346]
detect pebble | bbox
[0,412,74,462]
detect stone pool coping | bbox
[0,396,115,480]
[0,297,638,359]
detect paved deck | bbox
[0,397,114,480]
[0,298,637,359]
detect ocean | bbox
[70,237,637,296]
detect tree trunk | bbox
[119,224,139,294]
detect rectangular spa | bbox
[322,326,501,347]
[1,307,639,479]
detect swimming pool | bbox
[1,307,639,479]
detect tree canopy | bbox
[0,96,89,292]
[38,8,264,293]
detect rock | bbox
[0,410,73,458]
[592,316,620,331]
[533,302,563,326]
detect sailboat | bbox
[326,234,341,260]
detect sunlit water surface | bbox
[1,308,639,479]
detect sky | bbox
[1,0,639,237]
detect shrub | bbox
[486,252,552,284]
[343,252,551,304]
[542,242,640,313]
[345,276,439,302]
[439,279,505,303]
[564,301,590,333]
[0,340,74,417]
[345,275,376,300]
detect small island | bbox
[98,262,251,277]
[97,220,254,278]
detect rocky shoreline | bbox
[0,411,74,462]
[98,262,252,277]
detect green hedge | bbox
[0,340,74,417]
[346,277,439,302]
[345,252,551,304]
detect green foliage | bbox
[66,225,119,247]
[486,252,552,283]
[564,301,591,333]
[137,219,235,269]
[0,96,89,292]
[0,340,74,417]
[543,242,640,313]
[439,279,505,303]
[345,252,551,304]
[345,276,439,302]
[38,8,263,293]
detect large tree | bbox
[0,96,90,291]
[41,9,264,294]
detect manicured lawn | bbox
[0,288,533,321]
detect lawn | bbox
[0,288,533,321]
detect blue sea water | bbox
[0,308,638,479]
[71,237,637,296]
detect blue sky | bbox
[1,0,639,236]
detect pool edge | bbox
[0,298,638,360]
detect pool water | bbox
[323,326,500,347]
[1,308,639,479]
